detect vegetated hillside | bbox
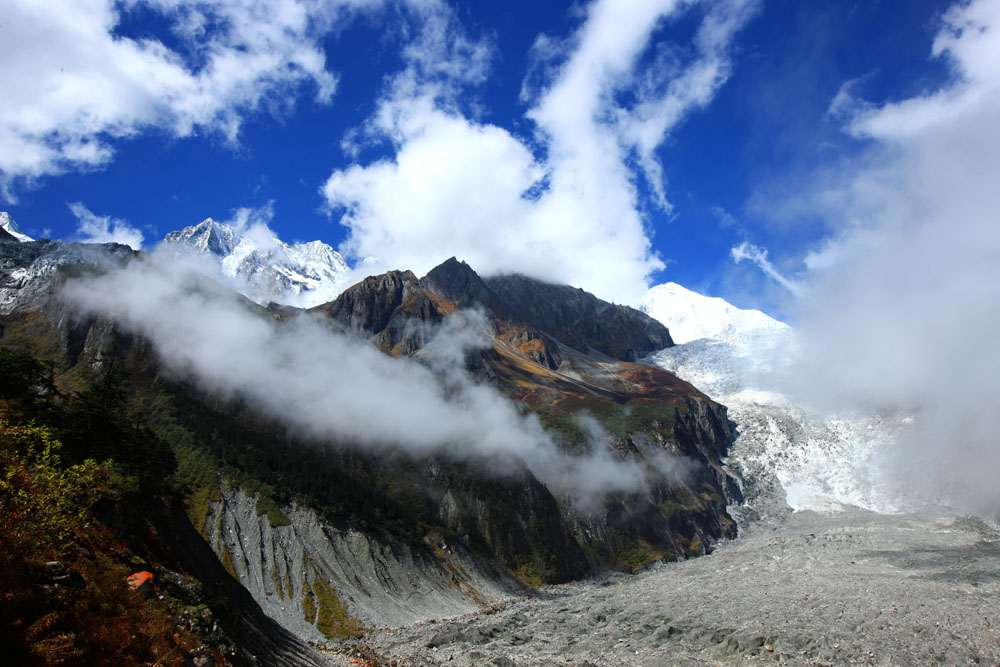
[0,347,329,666]
[0,239,741,650]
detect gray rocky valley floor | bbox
[345,508,1000,666]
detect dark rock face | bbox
[419,257,673,361]
[314,270,420,335]
[421,257,509,314]
[315,269,450,354]
[423,456,590,583]
[484,271,673,361]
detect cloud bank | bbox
[0,0,354,198]
[62,252,677,507]
[324,0,758,304]
[68,202,145,250]
[746,0,1000,519]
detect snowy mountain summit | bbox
[0,212,34,243]
[161,218,349,308]
[639,281,787,345]
[640,282,907,520]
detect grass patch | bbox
[533,397,678,442]
[219,543,237,579]
[311,574,364,639]
[617,543,668,572]
[526,408,588,451]
[271,569,286,600]
[656,499,682,520]
[511,562,544,588]
[700,481,725,507]
[302,581,317,624]
[686,534,703,557]
[185,482,222,538]
[256,493,291,528]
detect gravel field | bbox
[353,508,1000,666]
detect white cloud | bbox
[763,0,1000,519]
[0,0,354,198]
[62,253,657,505]
[68,202,145,249]
[730,241,803,297]
[323,0,757,304]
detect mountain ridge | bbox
[0,239,741,657]
[162,217,349,308]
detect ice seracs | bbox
[0,212,34,242]
[640,281,907,520]
[161,218,349,307]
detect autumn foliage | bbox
[0,348,198,665]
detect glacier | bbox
[640,282,911,521]
[161,218,349,308]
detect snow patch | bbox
[0,212,34,242]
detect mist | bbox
[61,251,667,507]
[778,0,1000,520]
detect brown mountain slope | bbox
[314,258,740,571]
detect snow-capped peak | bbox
[166,218,237,257]
[161,218,349,308]
[0,212,34,243]
[640,282,906,520]
[638,281,788,345]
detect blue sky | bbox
[0,0,983,319]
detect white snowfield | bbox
[161,218,349,308]
[640,282,910,518]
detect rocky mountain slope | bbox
[162,218,349,307]
[0,239,742,656]
[315,258,739,572]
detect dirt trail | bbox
[358,509,1000,666]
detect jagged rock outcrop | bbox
[0,239,133,315]
[424,258,674,361]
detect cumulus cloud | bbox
[68,202,145,250]
[324,0,757,304]
[62,252,662,505]
[0,0,355,199]
[757,0,1000,519]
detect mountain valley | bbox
[0,229,739,664]
[1,221,997,666]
